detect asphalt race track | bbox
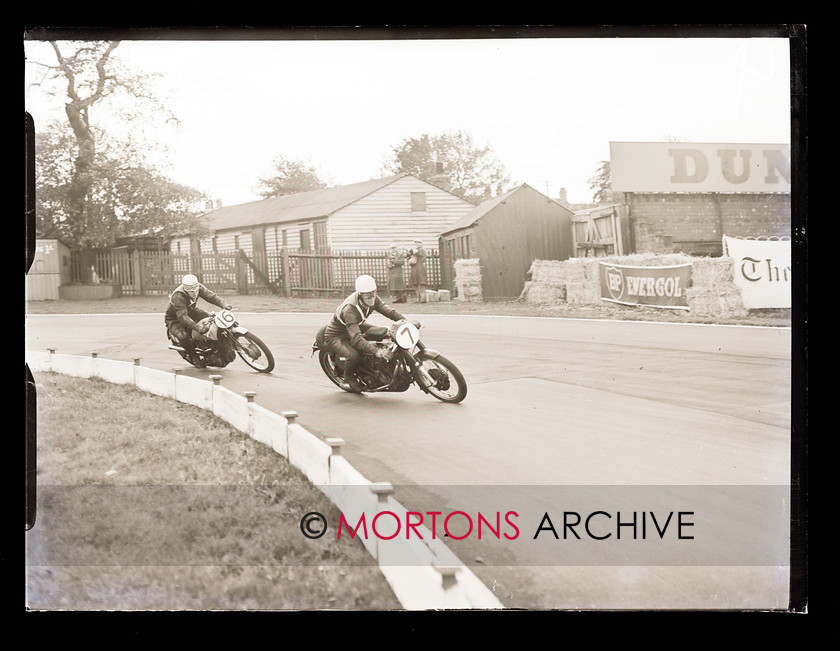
[26,311,793,610]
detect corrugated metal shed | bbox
[439,184,574,299]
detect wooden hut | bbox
[439,184,574,299]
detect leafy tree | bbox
[27,40,207,274]
[256,155,328,198]
[587,160,613,204]
[381,131,512,204]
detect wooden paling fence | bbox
[72,248,441,297]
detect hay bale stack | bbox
[454,259,483,302]
[524,260,566,305]
[685,257,748,318]
[520,253,749,316]
[563,258,601,305]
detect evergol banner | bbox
[599,263,692,310]
[723,236,791,309]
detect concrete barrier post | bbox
[434,565,461,589]
[172,368,182,399]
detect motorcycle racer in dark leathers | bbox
[321,274,420,393]
[165,273,233,368]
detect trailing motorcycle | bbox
[168,309,275,373]
[312,320,467,403]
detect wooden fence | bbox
[72,248,441,297]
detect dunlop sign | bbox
[609,142,791,193]
[599,263,692,310]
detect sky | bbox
[23,27,795,207]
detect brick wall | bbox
[627,193,791,256]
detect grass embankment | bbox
[26,372,401,611]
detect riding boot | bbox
[339,358,364,393]
[182,339,205,368]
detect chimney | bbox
[557,187,568,205]
[216,199,223,208]
[204,199,214,211]
[429,161,450,190]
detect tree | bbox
[381,131,512,204]
[27,40,207,274]
[587,160,613,204]
[256,156,327,198]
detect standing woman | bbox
[409,239,428,302]
[387,243,407,303]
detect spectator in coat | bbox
[409,239,428,302]
[387,243,407,303]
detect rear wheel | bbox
[234,332,275,373]
[320,349,355,390]
[418,354,467,403]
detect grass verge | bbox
[26,372,402,611]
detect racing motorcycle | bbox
[312,320,467,403]
[168,309,275,373]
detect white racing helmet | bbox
[182,274,200,298]
[355,274,378,306]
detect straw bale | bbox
[458,284,483,302]
[454,259,483,284]
[566,284,602,305]
[528,260,568,285]
[524,282,566,305]
[685,287,748,318]
[690,257,736,289]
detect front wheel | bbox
[234,332,275,373]
[418,354,467,403]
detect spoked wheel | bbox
[234,332,275,373]
[318,350,350,390]
[418,354,467,403]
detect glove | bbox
[195,321,211,334]
[223,304,233,310]
[374,346,394,360]
[410,320,421,330]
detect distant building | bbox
[28,239,72,300]
[609,142,791,256]
[439,183,574,299]
[168,174,475,259]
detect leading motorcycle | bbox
[168,309,275,373]
[312,320,467,403]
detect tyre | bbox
[418,353,467,403]
[318,350,349,390]
[234,332,275,373]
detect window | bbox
[313,221,327,252]
[411,192,427,212]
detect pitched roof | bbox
[203,175,407,231]
[442,181,566,235]
[439,184,521,235]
